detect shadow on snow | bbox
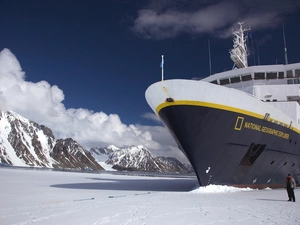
[50,177,199,192]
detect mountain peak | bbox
[105,145,190,173]
[106,145,119,151]
[0,110,104,170]
[1,110,190,174]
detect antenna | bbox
[282,23,288,65]
[160,55,164,81]
[256,42,260,65]
[208,40,212,75]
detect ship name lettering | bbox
[261,126,289,139]
[244,122,261,131]
[242,122,289,139]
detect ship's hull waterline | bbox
[146,79,300,188]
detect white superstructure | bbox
[203,61,300,129]
[201,22,300,129]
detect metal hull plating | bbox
[145,80,300,188]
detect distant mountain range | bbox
[0,110,192,174]
[91,145,191,173]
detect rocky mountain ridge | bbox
[0,110,103,170]
[91,146,190,173]
[0,110,192,174]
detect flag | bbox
[160,56,164,68]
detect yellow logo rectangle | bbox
[235,116,244,130]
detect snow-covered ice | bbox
[0,167,299,225]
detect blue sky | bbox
[1,0,300,162]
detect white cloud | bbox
[0,48,187,161]
[135,123,188,162]
[131,0,300,39]
[141,112,162,124]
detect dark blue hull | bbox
[159,104,300,188]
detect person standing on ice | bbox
[286,174,296,202]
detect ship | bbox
[145,22,300,188]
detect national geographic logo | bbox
[234,116,289,139]
[234,116,244,130]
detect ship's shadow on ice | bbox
[50,177,199,192]
[256,198,289,202]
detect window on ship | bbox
[220,78,230,85]
[278,71,284,79]
[210,80,218,84]
[287,70,293,78]
[241,74,252,81]
[295,69,300,77]
[230,76,241,83]
[266,72,277,79]
[254,72,265,80]
[287,96,300,102]
[294,78,300,84]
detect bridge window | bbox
[266,72,277,79]
[278,71,284,79]
[220,78,230,85]
[241,74,252,81]
[210,80,218,84]
[254,72,265,80]
[295,69,300,77]
[287,70,293,78]
[230,76,241,83]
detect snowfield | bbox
[0,167,299,225]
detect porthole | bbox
[270,160,274,165]
[284,162,287,166]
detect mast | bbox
[161,55,164,81]
[229,22,250,69]
[256,42,260,65]
[282,23,288,65]
[208,40,212,75]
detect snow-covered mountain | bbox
[89,145,119,171]
[156,156,192,173]
[91,145,191,173]
[51,138,103,170]
[90,144,118,156]
[0,110,103,170]
[0,110,191,173]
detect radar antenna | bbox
[229,22,250,69]
[282,23,288,65]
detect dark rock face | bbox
[0,110,104,170]
[51,138,103,170]
[1,111,56,167]
[156,156,191,173]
